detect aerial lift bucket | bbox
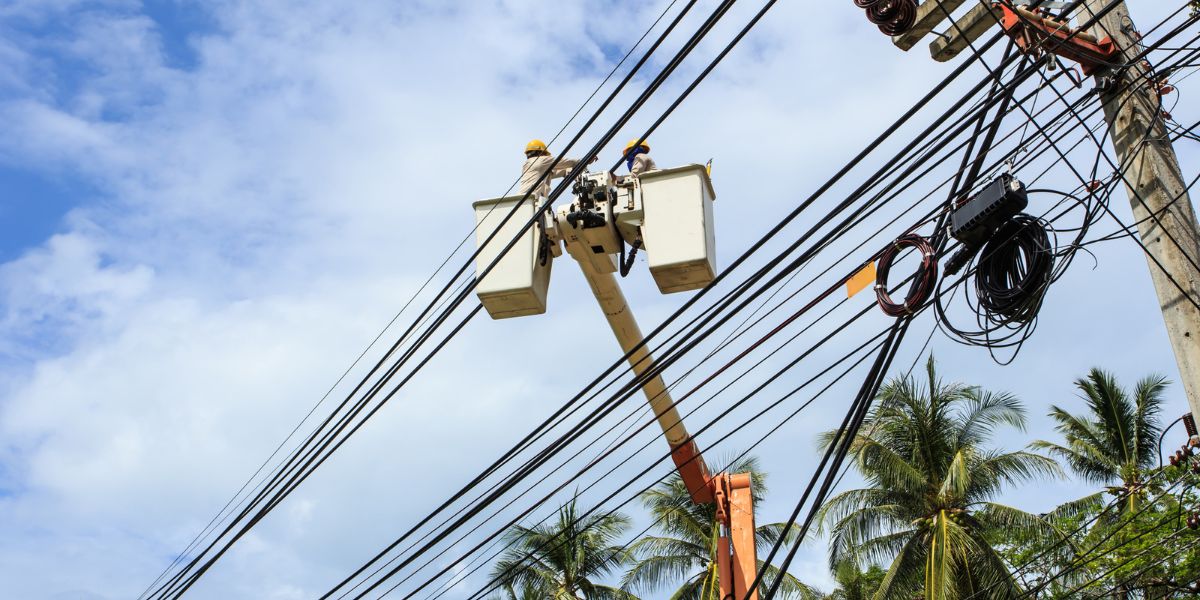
[636,164,717,293]
[472,195,551,319]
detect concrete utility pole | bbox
[1083,0,1200,419]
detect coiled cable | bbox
[974,214,1055,323]
[875,233,939,316]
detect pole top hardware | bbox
[997,4,1120,76]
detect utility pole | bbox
[1083,0,1200,420]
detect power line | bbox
[328,18,1171,595]
[146,1,744,594]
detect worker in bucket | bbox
[519,139,593,199]
[617,138,656,186]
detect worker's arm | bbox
[550,157,579,177]
[550,155,600,178]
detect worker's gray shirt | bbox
[629,154,656,176]
[520,155,579,198]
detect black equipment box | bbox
[950,174,1029,246]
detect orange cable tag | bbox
[847,261,877,299]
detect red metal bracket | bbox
[997,4,1119,76]
[711,473,759,600]
[670,439,715,504]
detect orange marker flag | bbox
[847,261,877,298]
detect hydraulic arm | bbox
[553,170,759,600]
[473,164,757,600]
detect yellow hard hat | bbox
[624,138,650,154]
[525,139,548,154]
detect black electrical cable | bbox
[961,458,1196,600]
[754,176,1142,600]
[140,3,699,590]
[391,56,1171,600]
[400,256,937,599]
[974,213,1055,322]
[466,117,1064,583]
[148,1,738,594]
[357,97,1080,590]
[333,30,1147,597]
[354,206,941,598]
[1039,37,1200,280]
[1016,42,1200,315]
[453,261,939,600]
[319,10,1032,600]
[248,5,1185,595]
[405,62,1161,600]
[468,148,1180,600]
[756,315,915,600]
[162,2,1200,597]
[1027,523,1196,598]
[451,339,892,600]
[436,330,889,600]
[928,0,1200,362]
[1080,536,1200,600]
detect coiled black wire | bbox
[934,185,1106,364]
[974,213,1055,323]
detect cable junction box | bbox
[945,174,1029,275]
[950,174,1029,245]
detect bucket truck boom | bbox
[473,164,758,600]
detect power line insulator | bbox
[852,0,917,37]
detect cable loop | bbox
[875,233,939,317]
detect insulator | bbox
[877,1,917,36]
[856,0,917,37]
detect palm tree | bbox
[1031,368,1168,512]
[621,454,821,600]
[818,358,1061,600]
[497,580,544,600]
[822,561,886,600]
[491,495,637,600]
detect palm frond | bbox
[620,553,697,595]
[1132,374,1168,470]
[873,533,926,600]
[955,389,1027,448]
[756,560,824,600]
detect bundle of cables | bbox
[935,184,1107,363]
[974,214,1054,323]
[875,233,939,317]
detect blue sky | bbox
[0,1,1196,599]
[0,0,215,263]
